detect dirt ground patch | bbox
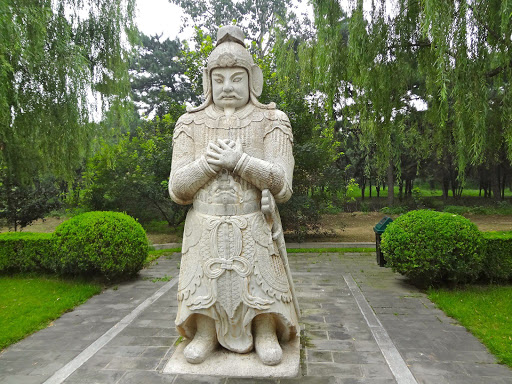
[3,212,512,244]
[317,212,512,242]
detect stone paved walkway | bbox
[1,247,511,383]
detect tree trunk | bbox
[442,175,449,200]
[491,165,502,201]
[502,172,506,200]
[387,162,394,206]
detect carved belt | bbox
[193,199,260,216]
[203,256,251,279]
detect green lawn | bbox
[346,185,512,199]
[145,248,181,266]
[428,285,512,367]
[287,247,374,253]
[0,275,102,350]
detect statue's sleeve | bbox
[168,120,217,205]
[234,110,294,203]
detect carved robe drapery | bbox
[169,103,298,353]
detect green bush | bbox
[381,210,483,287]
[0,232,56,273]
[54,211,148,280]
[481,231,512,283]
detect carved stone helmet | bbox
[203,25,264,99]
[188,25,271,112]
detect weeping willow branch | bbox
[486,59,512,78]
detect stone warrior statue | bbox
[169,25,299,366]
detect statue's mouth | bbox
[221,95,241,100]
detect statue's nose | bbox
[223,84,234,92]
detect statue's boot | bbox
[254,314,282,366]
[184,315,218,364]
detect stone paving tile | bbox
[117,370,176,383]
[1,250,512,384]
[105,355,161,370]
[280,376,339,384]
[64,369,125,384]
[0,374,51,384]
[172,374,227,383]
[225,378,279,383]
[331,351,386,365]
[306,362,362,377]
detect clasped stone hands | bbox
[206,139,243,172]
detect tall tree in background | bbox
[169,0,305,58]
[130,33,196,118]
[311,0,512,202]
[0,0,136,182]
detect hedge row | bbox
[481,231,512,283]
[0,232,56,273]
[0,211,149,280]
[381,210,512,287]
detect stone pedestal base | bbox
[162,337,300,378]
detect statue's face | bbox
[211,67,250,110]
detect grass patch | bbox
[287,247,374,254]
[428,285,512,367]
[145,248,181,266]
[143,274,172,283]
[145,247,375,258]
[346,185,512,199]
[0,274,102,350]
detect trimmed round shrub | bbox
[381,210,483,287]
[54,211,148,280]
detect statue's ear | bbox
[202,68,210,97]
[250,65,263,97]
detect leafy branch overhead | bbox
[0,0,137,182]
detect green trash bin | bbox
[373,216,393,267]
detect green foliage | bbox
[381,210,483,287]
[182,28,215,98]
[0,233,56,274]
[78,114,187,226]
[0,275,101,350]
[0,0,136,182]
[481,231,512,283]
[53,211,148,280]
[428,286,512,367]
[270,31,343,236]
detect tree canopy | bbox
[169,0,307,58]
[310,0,512,199]
[130,33,195,118]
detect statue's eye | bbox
[214,79,223,84]
[233,77,242,83]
